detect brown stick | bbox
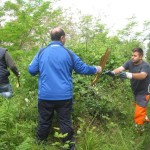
[91,48,111,86]
[16,77,20,88]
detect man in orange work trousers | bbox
[105,47,150,130]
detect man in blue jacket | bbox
[28,27,102,149]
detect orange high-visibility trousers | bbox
[134,104,146,125]
[134,95,150,125]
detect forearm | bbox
[132,72,147,80]
[5,52,20,76]
[10,66,20,76]
[119,71,147,80]
[113,66,125,74]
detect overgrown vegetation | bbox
[0,0,150,150]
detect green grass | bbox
[0,50,150,150]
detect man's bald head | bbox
[50,27,65,41]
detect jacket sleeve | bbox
[71,52,97,75]
[28,53,39,76]
[5,51,20,76]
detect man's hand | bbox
[95,66,102,73]
[119,72,132,80]
[16,72,21,77]
[104,70,115,77]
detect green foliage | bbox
[0,0,62,50]
[146,44,150,63]
[0,1,149,150]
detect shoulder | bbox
[0,47,7,53]
[0,47,7,58]
[62,46,78,57]
[141,61,150,67]
[123,60,131,66]
[139,61,150,73]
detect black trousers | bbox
[37,99,74,143]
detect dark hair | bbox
[50,27,65,41]
[132,47,143,56]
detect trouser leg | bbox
[37,100,54,141]
[0,83,13,98]
[134,104,146,125]
[134,94,150,125]
[56,99,74,143]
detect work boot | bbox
[69,144,75,150]
[69,137,75,150]
[135,124,145,133]
[145,116,150,122]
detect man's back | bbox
[37,41,73,100]
[28,41,97,100]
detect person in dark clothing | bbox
[106,47,150,130]
[0,47,20,98]
[28,27,102,149]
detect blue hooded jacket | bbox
[28,41,96,100]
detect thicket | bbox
[0,0,150,150]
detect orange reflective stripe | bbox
[134,104,146,125]
[145,95,150,101]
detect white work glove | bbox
[95,66,102,73]
[119,72,132,79]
